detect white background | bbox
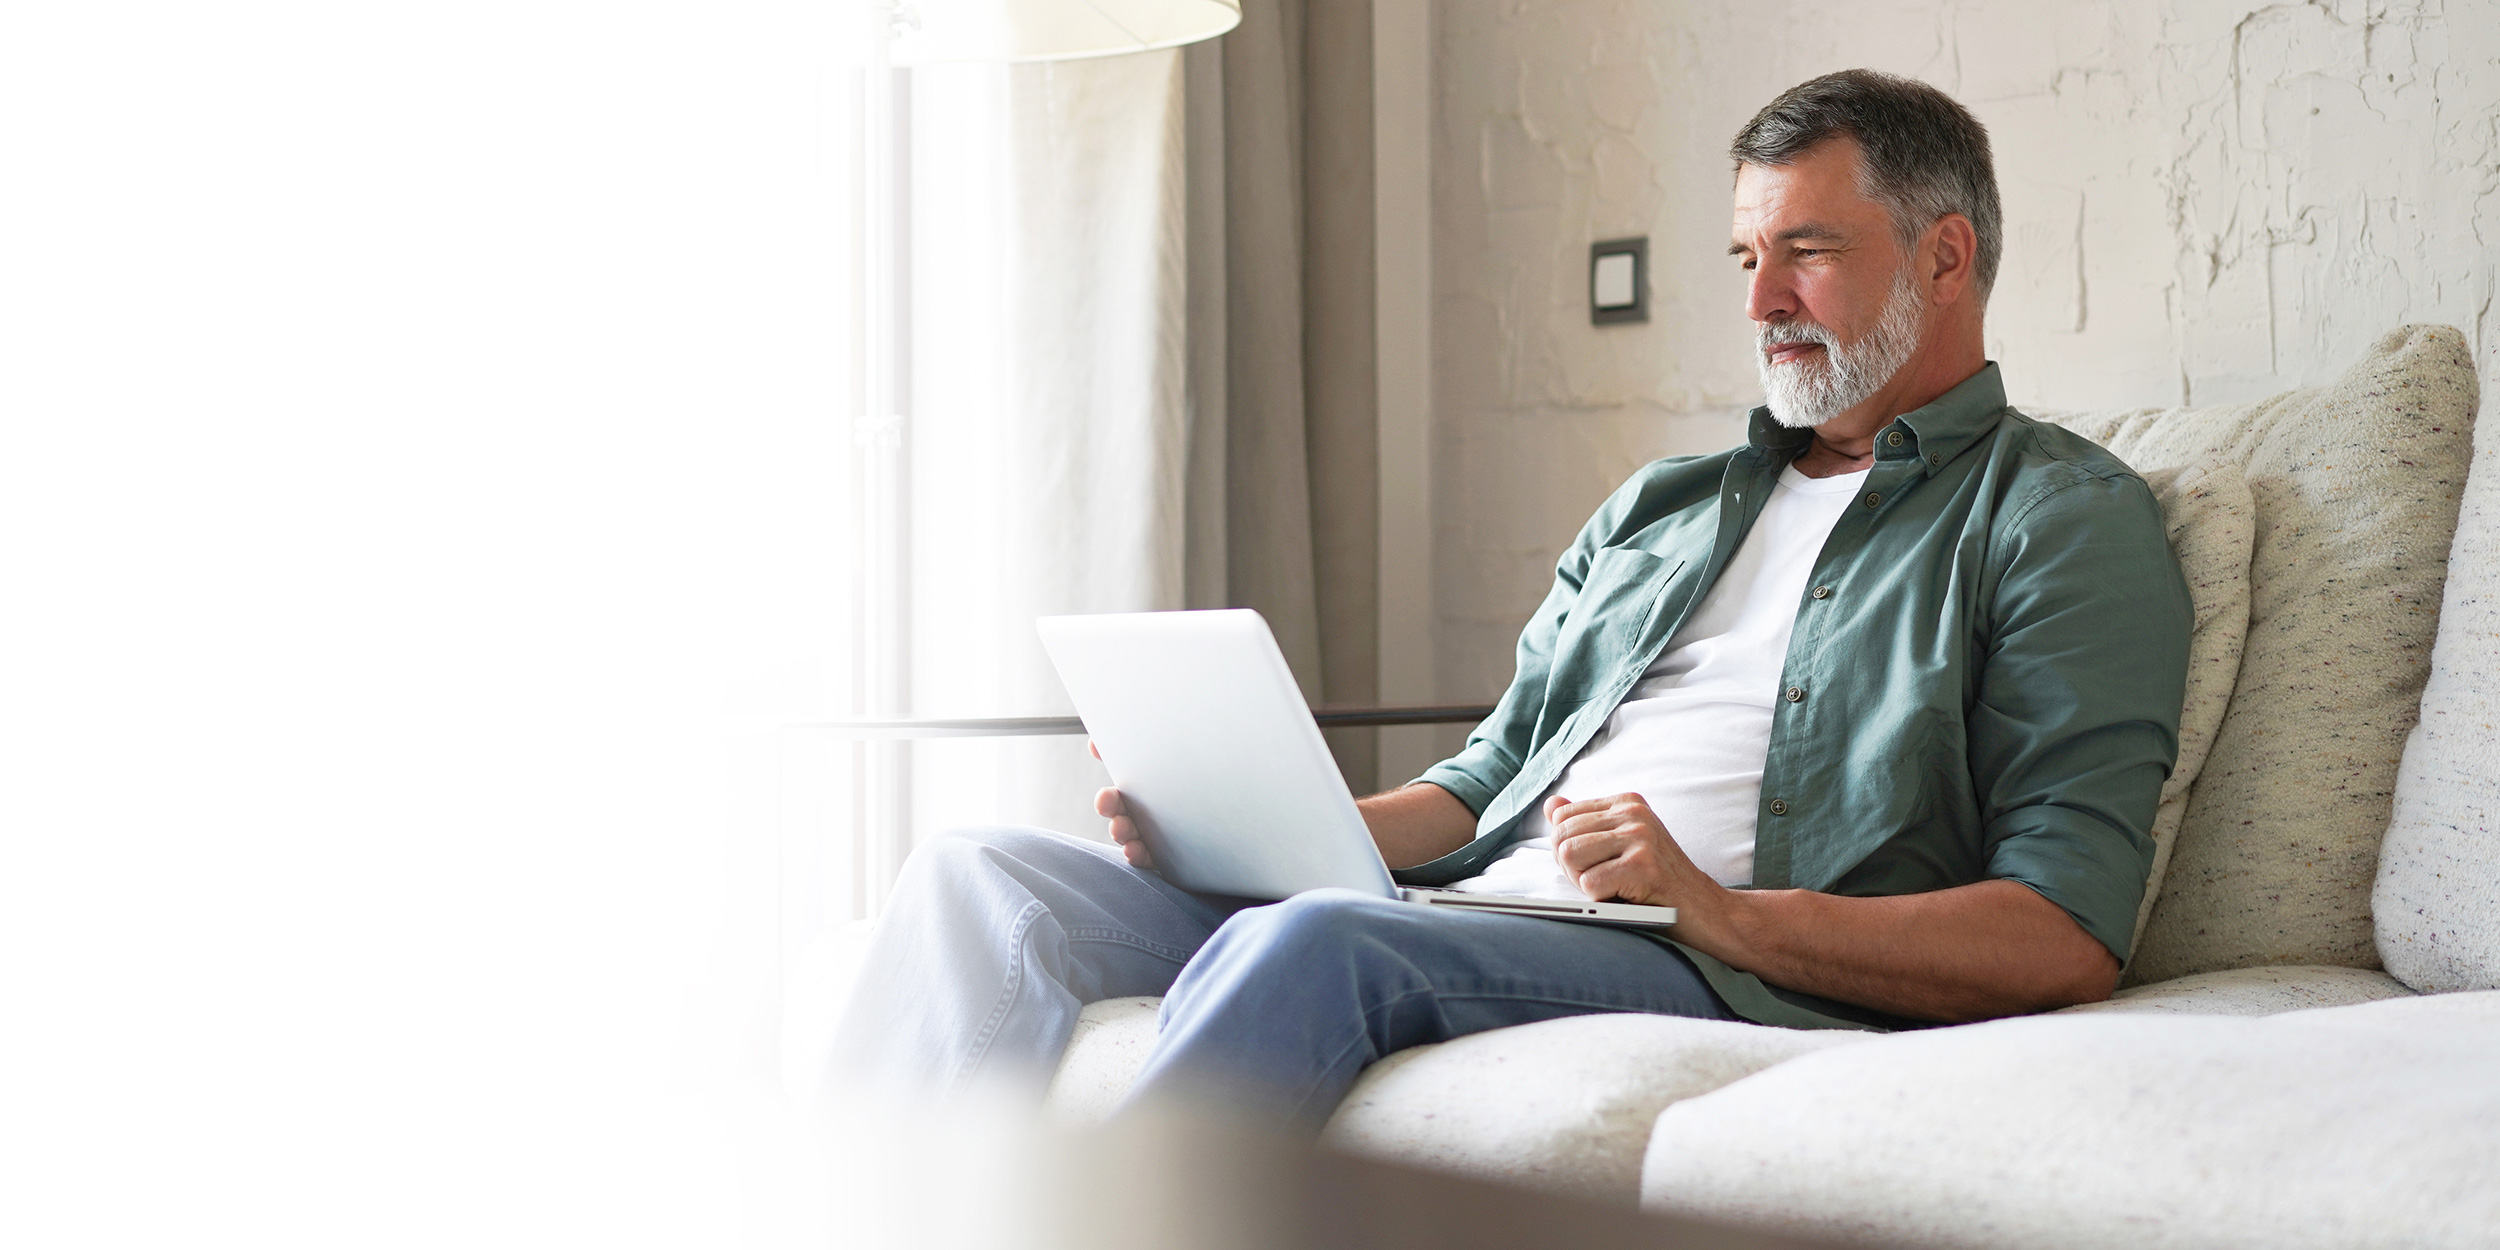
[2,2,850,1243]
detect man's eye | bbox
[1794,248,1824,258]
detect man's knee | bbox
[1199,889,1406,967]
[922,823,1067,860]
[1161,890,1413,1028]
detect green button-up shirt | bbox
[1407,365,2192,1031]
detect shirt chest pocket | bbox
[1543,548,1681,709]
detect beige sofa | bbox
[1046,325,2499,1247]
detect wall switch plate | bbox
[1591,237,1647,324]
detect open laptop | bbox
[1035,609,1676,931]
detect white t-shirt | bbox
[1447,464,1871,900]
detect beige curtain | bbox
[1194,0,1382,793]
[903,0,1385,849]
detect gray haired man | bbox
[830,70,2191,1124]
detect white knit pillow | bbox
[2050,325,2477,982]
[2377,351,2497,992]
[2128,462,2255,956]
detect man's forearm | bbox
[1357,783,1478,870]
[1693,879,2120,1022]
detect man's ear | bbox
[1924,213,1978,306]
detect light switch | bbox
[1593,253,1635,308]
[1590,237,1647,324]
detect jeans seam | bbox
[1433,989,1715,1014]
[953,898,1050,1094]
[1061,926,1196,965]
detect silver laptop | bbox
[1036,609,1676,931]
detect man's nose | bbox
[1745,261,1798,326]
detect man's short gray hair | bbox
[1730,69,2002,305]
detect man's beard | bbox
[1757,267,1926,429]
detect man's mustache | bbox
[1758,320,1837,356]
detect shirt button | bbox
[1784,686,1805,702]
[1768,798,1788,816]
[1886,430,1904,447]
[1863,492,1881,508]
[1811,585,1832,599]
[1928,453,1942,466]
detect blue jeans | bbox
[828,826,1736,1126]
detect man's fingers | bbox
[1553,794,1660,839]
[1559,837,1620,899]
[1549,791,1649,824]
[1577,860,1628,903]
[1553,806,1629,842]
[1552,823,1614,870]
[1099,786,1153,866]
[1548,793,1603,822]
[1565,838,1649,898]
[1088,738,1102,761]
[1548,794,1679,907]
[1554,827,1625,874]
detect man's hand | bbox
[1542,790,2120,1021]
[1089,740,1154,869]
[1094,784,1154,869]
[1546,793,1732,929]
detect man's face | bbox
[1730,140,1927,429]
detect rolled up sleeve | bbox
[1970,471,2192,963]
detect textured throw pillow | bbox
[2377,359,2498,992]
[2050,325,2478,983]
[2127,462,2255,956]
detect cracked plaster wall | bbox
[1430,0,2500,707]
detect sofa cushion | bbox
[2378,348,2500,991]
[2127,461,2255,952]
[2049,324,2478,983]
[1043,995,1163,1122]
[2049,964,2411,1016]
[1320,1014,1872,1206]
[1045,999,1873,1209]
[1640,990,2500,1249]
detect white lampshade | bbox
[889,0,1242,65]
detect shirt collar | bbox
[1745,361,2010,476]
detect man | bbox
[830,70,2190,1125]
